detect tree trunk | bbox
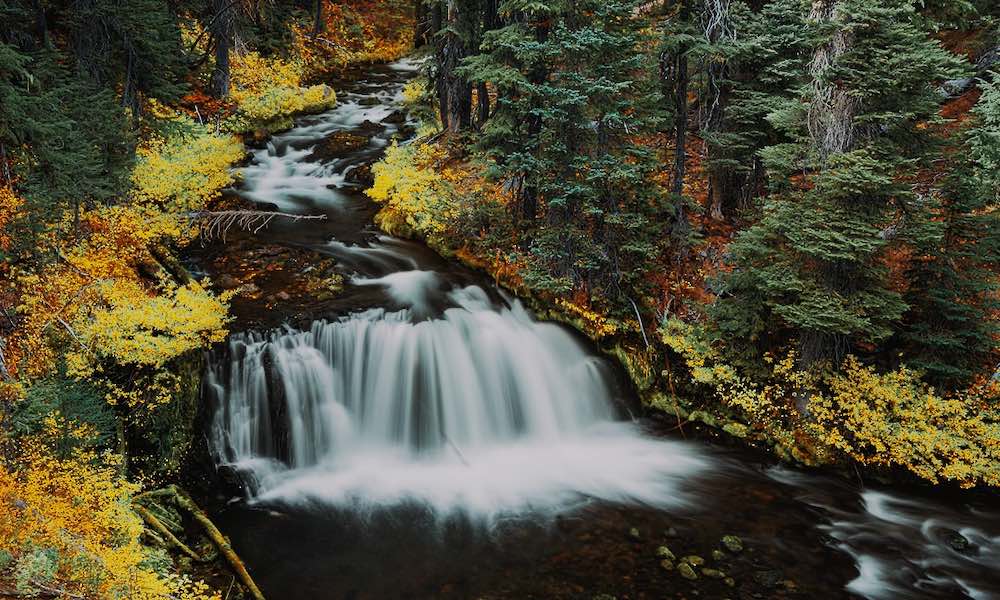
[415,0,430,47]
[313,0,325,37]
[808,0,855,157]
[444,0,472,132]
[664,0,691,255]
[210,0,233,98]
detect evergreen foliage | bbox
[463,0,663,298]
[711,0,968,372]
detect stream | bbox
[203,58,1000,600]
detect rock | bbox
[306,131,369,161]
[753,570,783,588]
[678,562,698,580]
[591,595,616,600]
[724,577,736,588]
[664,527,679,538]
[275,291,292,301]
[217,274,241,289]
[381,109,407,124]
[946,531,972,553]
[702,568,725,579]
[659,559,675,571]
[721,535,744,553]
[711,550,726,561]
[240,282,260,295]
[681,555,705,567]
[345,164,374,186]
[626,527,641,542]
[655,546,676,561]
[356,119,386,135]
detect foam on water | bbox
[209,285,710,520]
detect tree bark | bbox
[210,0,234,98]
[313,0,325,37]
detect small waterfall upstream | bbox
[205,58,1000,599]
[209,284,707,516]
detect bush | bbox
[662,318,1000,487]
[132,118,244,212]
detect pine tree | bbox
[710,0,966,379]
[898,78,1000,387]
[465,0,662,298]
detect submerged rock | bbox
[702,568,725,579]
[682,555,705,567]
[753,570,783,588]
[678,562,698,580]
[712,549,726,561]
[721,535,743,553]
[627,527,642,542]
[659,559,675,571]
[655,546,675,561]
[945,531,972,553]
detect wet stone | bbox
[682,555,705,567]
[721,535,744,553]
[946,531,972,553]
[753,570,783,588]
[626,527,641,542]
[660,559,675,571]
[711,550,726,561]
[655,546,675,561]
[701,568,725,579]
[678,562,698,580]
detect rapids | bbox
[204,57,999,599]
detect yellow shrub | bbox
[810,357,1000,488]
[662,318,1000,486]
[226,51,336,130]
[67,279,232,407]
[132,122,245,212]
[367,141,455,238]
[0,438,217,599]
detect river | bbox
[201,58,999,600]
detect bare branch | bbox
[187,210,328,243]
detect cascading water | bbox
[209,282,708,517]
[205,58,1000,599]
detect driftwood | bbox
[188,210,328,243]
[133,503,203,561]
[136,485,266,600]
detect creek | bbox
[203,58,999,600]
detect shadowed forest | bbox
[0,0,998,598]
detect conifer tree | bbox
[898,78,1000,387]
[710,0,966,378]
[465,0,661,297]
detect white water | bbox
[209,57,999,598]
[210,285,708,518]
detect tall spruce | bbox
[710,0,966,381]
[898,78,1000,387]
[465,0,661,298]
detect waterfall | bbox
[209,285,708,518]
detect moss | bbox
[127,350,205,482]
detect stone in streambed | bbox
[381,109,407,124]
[945,530,972,553]
[681,555,705,567]
[655,546,675,561]
[702,568,725,579]
[678,562,698,580]
[626,527,641,542]
[306,131,369,161]
[721,535,743,553]
[659,559,674,571]
[712,549,726,561]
